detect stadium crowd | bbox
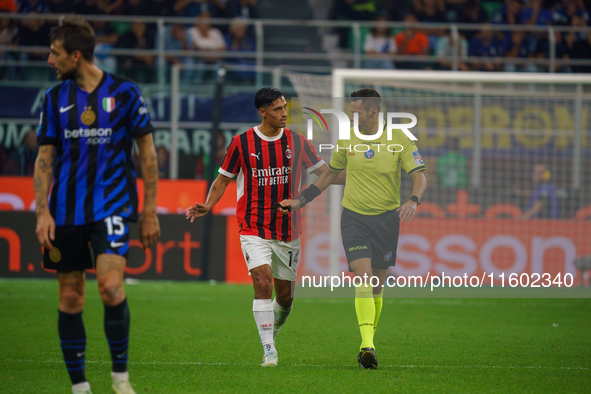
[0,0,590,80]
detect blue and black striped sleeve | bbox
[37,87,59,145]
[126,82,154,136]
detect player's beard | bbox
[57,66,77,81]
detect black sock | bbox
[104,298,130,373]
[58,310,87,384]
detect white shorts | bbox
[239,235,301,282]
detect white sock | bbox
[111,371,129,382]
[253,299,274,347]
[273,298,292,337]
[72,382,90,392]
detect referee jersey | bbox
[329,127,425,215]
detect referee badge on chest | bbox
[364,149,375,159]
[81,106,96,126]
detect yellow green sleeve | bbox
[328,139,347,171]
[401,138,426,176]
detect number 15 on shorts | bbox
[103,215,129,254]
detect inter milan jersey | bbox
[37,72,153,226]
[219,127,324,241]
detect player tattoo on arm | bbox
[34,145,55,217]
[136,134,159,213]
[143,152,158,203]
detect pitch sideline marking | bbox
[3,359,588,370]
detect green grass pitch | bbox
[1,279,590,393]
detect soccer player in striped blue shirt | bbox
[33,17,160,394]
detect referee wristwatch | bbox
[409,195,421,205]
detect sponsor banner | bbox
[300,208,591,287]
[0,212,226,280]
[0,177,237,215]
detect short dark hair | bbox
[350,88,381,112]
[255,87,284,110]
[50,16,95,62]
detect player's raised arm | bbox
[135,132,161,248]
[278,164,342,214]
[188,134,242,222]
[34,145,56,249]
[186,173,233,222]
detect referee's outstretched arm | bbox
[278,164,342,214]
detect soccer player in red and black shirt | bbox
[186,88,331,367]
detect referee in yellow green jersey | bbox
[280,88,427,369]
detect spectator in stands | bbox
[436,29,469,70]
[457,0,489,41]
[18,0,49,13]
[565,12,591,72]
[125,0,145,15]
[73,0,100,15]
[100,0,126,15]
[494,0,526,25]
[224,0,258,19]
[331,0,380,21]
[175,0,227,18]
[92,18,119,74]
[383,0,414,21]
[224,17,256,81]
[519,164,561,219]
[415,0,447,22]
[0,0,17,12]
[522,0,554,25]
[436,137,469,188]
[0,18,18,80]
[535,30,571,72]
[395,14,430,69]
[331,0,380,48]
[188,10,227,82]
[135,0,175,16]
[415,0,447,51]
[48,0,72,13]
[163,23,194,83]
[553,0,589,26]
[363,15,397,69]
[469,24,504,71]
[503,30,538,71]
[117,21,156,83]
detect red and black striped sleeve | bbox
[300,134,325,173]
[218,136,242,178]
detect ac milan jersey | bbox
[37,72,153,226]
[219,127,324,241]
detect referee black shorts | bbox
[341,207,400,271]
